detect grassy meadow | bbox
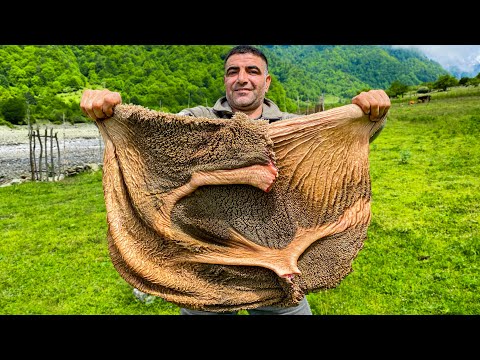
[1,88,479,315]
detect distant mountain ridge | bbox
[445,62,480,79]
[259,45,448,100]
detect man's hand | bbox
[352,89,391,121]
[80,89,122,121]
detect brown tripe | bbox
[96,103,386,312]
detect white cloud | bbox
[392,45,480,75]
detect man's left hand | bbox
[352,89,391,121]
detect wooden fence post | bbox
[29,126,62,182]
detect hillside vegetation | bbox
[0,45,448,125]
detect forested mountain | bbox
[261,45,447,103]
[0,45,448,125]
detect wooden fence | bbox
[28,126,62,181]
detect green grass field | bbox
[1,88,479,315]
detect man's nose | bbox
[237,69,248,83]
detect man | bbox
[80,45,391,315]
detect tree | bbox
[468,77,480,87]
[1,96,27,125]
[386,80,409,98]
[459,77,470,86]
[433,74,458,91]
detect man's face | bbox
[224,53,271,115]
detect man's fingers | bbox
[101,91,122,117]
[370,89,391,120]
[80,89,121,121]
[352,90,391,121]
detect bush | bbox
[0,97,27,125]
[417,86,430,94]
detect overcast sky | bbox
[392,45,480,74]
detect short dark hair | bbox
[224,45,269,73]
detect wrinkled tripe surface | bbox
[96,103,386,312]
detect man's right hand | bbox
[80,89,122,121]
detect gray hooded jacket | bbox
[178,96,298,122]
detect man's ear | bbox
[265,74,272,92]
